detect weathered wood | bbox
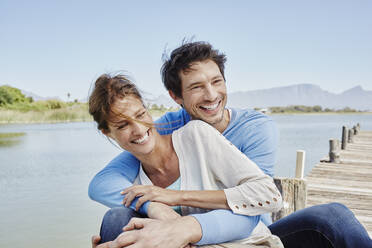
[306,127,372,237]
[348,129,354,143]
[271,178,307,222]
[341,126,348,150]
[329,139,340,163]
[295,150,305,179]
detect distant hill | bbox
[21,89,61,102]
[142,93,179,108]
[11,84,372,111]
[227,84,372,111]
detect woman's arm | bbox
[122,185,228,210]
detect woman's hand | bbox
[147,202,181,220]
[121,185,182,210]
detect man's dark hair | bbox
[161,41,227,98]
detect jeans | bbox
[99,203,372,248]
[99,207,143,243]
[268,203,372,248]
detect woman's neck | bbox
[135,132,180,187]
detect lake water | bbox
[1,113,372,248]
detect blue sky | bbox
[1,0,371,100]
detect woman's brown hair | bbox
[88,74,146,132]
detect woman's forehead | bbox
[111,96,143,115]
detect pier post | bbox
[348,129,354,143]
[341,126,348,150]
[272,178,307,222]
[329,139,340,163]
[295,150,305,179]
[353,125,359,135]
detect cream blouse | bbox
[136,120,282,216]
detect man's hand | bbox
[91,235,113,248]
[147,202,181,220]
[105,216,201,248]
[121,185,181,210]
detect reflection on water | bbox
[1,115,372,248]
[0,132,25,147]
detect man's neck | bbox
[213,109,230,133]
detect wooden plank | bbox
[305,127,372,238]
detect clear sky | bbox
[1,0,371,100]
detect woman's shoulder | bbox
[181,120,217,134]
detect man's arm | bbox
[93,211,260,248]
[88,151,154,214]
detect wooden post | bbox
[348,129,354,143]
[357,123,361,132]
[272,178,307,222]
[295,150,305,179]
[353,125,359,135]
[341,126,348,150]
[329,139,340,163]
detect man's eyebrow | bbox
[185,75,224,90]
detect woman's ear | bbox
[101,129,112,139]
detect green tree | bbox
[0,87,13,105]
[313,105,322,112]
[0,85,30,106]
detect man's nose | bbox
[204,84,218,101]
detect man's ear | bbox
[168,90,183,106]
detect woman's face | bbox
[105,95,156,156]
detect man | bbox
[91,41,372,248]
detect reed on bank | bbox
[0,102,92,123]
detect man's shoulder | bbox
[229,108,274,130]
[155,108,191,135]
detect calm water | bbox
[1,114,372,248]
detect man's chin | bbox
[194,112,225,126]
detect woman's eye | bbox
[137,111,146,119]
[117,123,128,129]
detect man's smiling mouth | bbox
[199,101,220,111]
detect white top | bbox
[137,120,282,216]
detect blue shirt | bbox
[88,108,278,245]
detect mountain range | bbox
[227,84,372,111]
[18,84,372,111]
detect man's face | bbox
[172,59,228,128]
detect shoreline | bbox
[1,111,371,125]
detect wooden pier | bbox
[306,124,372,237]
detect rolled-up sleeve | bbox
[224,177,282,215]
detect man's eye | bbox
[191,86,201,90]
[213,79,222,85]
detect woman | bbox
[89,74,283,247]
